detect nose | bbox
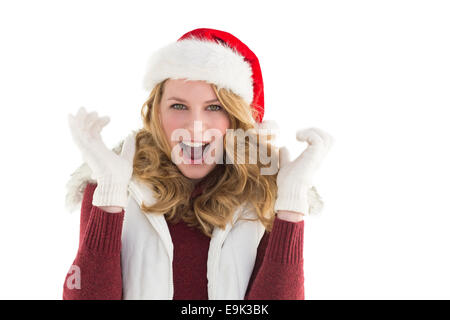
[185,109,210,138]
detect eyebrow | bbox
[167,97,220,104]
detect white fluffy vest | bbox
[121,177,266,300]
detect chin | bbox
[177,163,216,180]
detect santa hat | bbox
[64,28,325,215]
[142,28,264,123]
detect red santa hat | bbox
[142,28,265,123]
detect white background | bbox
[0,0,449,299]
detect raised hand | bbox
[274,127,334,215]
[68,107,136,208]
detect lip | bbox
[179,142,211,165]
[179,140,211,146]
[179,141,211,150]
[179,141,210,148]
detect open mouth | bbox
[179,141,211,162]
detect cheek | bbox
[214,113,231,134]
[161,113,185,140]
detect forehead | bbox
[163,79,216,99]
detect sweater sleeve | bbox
[244,216,304,300]
[62,183,124,300]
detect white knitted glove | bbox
[274,127,334,215]
[68,107,136,208]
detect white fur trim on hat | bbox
[142,38,254,105]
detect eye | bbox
[207,105,222,111]
[170,104,223,111]
[170,103,187,110]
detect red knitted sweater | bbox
[62,183,305,300]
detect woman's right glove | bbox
[68,107,137,208]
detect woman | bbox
[63,28,333,300]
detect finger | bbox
[89,116,110,141]
[85,111,99,133]
[296,128,323,146]
[93,116,110,132]
[85,111,98,123]
[67,113,85,148]
[279,146,291,168]
[77,106,87,119]
[309,127,334,150]
[73,107,89,131]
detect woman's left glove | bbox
[274,127,334,215]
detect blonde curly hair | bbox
[133,79,279,237]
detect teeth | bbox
[181,141,208,147]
